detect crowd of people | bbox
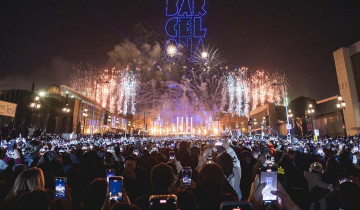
[0,128,360,210]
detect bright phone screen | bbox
[55,178,66,199]
[109,178,123,201]
[260,171,277,201]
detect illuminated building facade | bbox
[333,40,360,136]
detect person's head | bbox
[111,203,140,210]
[6,167,45,201]
[309,162,324,174]
[83,178,108,210]
[176,188,197,210]
[198,163,224,192]
[14,190,51,210]
[337,181,360,210]
[124,155,137,174]
[215,152,234,178]
[151,163,175,192]
[146,156,160,174]
[240,150,253,163]
[105,151,114,165]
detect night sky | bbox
[1,0,360,100]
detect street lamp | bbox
[62,104,71,133]
[30,95,41,127]
[307,104,315,135]
[337,96,347,137]
[288,110,293,118]
[82,109,88,134]
[271,82,290,141]
[62,106,70,113]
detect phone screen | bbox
[7,144,14,153]
[353,156,358,165]
[260,171,278,202]
[109,177,123,202]
[182,168,192,186]
[207,156,214,164]
[55,177,66,199]
[220,201,253,210]
[106,169,115,181]
[149,196,177,210]
[169,151,175,160]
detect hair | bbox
[309,162,323,174]
[111,203,140,210]
[14,189,51,210]
[338,181,360,210]
[215,152,234,178]
[6,167,45,202]
[198,163,224,192]
[83,178,108,210]
[176,188,197,210]
[125,155,137,162]
[151,163,175,192]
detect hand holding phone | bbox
[260,171,278,202]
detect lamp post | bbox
[30,95,41,127]
[336,96,347,137]
[61,104,71,133]
[307,104,315,135]
[254,119,257,136]
[82,109,88,134]
[271,82,290,141]
[288,110,294,136]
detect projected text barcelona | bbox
[165,0,207,61]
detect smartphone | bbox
[207,156,214,164]
[181,168,192,186]
[106,169,115,181]
[149,194,177,210]
[260,170,278,202]
[7,144,14,153]
[220,201,253,210]
[109,176,123,202]
[133,149,139,156]
[55,177,67,199]
[353,156,358,165]
[169,151,175,160]
[215,141,223,146]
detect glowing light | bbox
[39,91,46,97]
[165,0,207,61]
[201,51,208,59]
[70,68,137,115]
[227,68,287,116]
[166,44,177,57]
